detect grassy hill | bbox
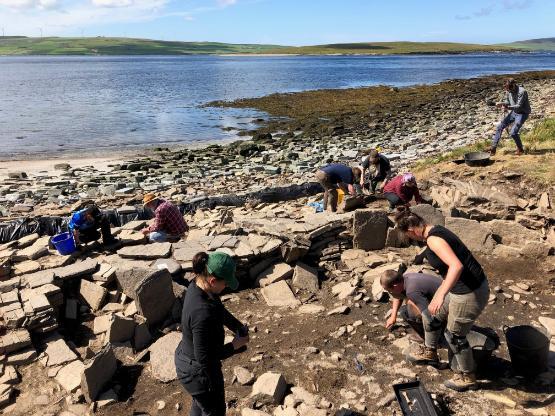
[261,41,516,55]
[503,37,555,51]
[1,36,549,56]
[0,37,286,55]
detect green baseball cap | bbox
[207,252,239,290]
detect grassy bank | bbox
[0,37,528,56]
[263,41,516,55]
[502,38,555,51]
[0,37,285,55]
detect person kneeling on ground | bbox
[315,163,362,212]
[382,172,422,210]
[394,207,490,392]
[141,193,189,243]
[175,252,250,416]
[489,78,531,156]
[360,149,392,194]
[381,270,449,367]
[68,204,116,247]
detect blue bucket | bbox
[51,232,76,255]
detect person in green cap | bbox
[175,251,249,416]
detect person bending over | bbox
[394,207,490,392]
[68,204,116,246]
[315,163,361,212]
[360,149,392,194]
[382,173,422,210]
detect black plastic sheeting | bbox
[0,182,323,244]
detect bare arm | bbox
[427,236,463,315]
[385,297,403,329]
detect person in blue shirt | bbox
[315,163,361,212]
[68,205,116,246]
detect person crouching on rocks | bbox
[360,149,392,194]
[175,252,249,416]
[315,163,362,212]
[382,173,422,211]
[489,78,531,156]
[68,204,117,247]
[141,193,189,243]
[381,270,449,367]
[394,207,490,392]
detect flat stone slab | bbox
[23,270,55,289]
[79,280,107,311]
[150,332,181,382]
[117,243,171,260]
[261,281,300,308]
[256,263,293,287]
[173,241,207,262]
[55,360,85,392]
[55,259,98,280]
[81,345,117,403]
[43,338,78,367]
[0,329,31,355]
[539,317,555,338]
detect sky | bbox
[0,0,553,45]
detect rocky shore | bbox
[0,71,554,416]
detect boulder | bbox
[81,345,117,403]
[486,220,539,248]
[150,332,181,382]
[444,217,496,254]
[134,269,175,325]
[410,204,445,226]
[106,314,136,343]
[331,282,356,300]
[234,366,255,385]
[251,372,287,404]
[352,209,388,251]
[292,263,319,293]
[79,280,107,311]
[257,263,294,287]
[261,281,300,308]
[539,317,555,338]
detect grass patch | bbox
[522,117,555,150]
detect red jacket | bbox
[383,175,422,204]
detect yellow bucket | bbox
[337,188,345,205]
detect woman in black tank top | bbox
[394,207,490,392]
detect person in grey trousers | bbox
[490,78,531,156]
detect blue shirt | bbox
[68,210,94,232]
[321,163,353,185]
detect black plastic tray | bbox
[393,380,438,416]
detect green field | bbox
[502,37,555,51]
[262,41,517,55]
[0,37,286,55]
[1,36,553,56]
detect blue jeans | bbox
[492,111,528,150]
[149,231,169,242]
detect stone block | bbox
[150,332,181,382]
[292,263,319,293]
[410,204,445,226]
[54,258,98,280]
[257,263,294,287]
[251,372,287,404]
[23,270,55,289]
[81,345,117,403]
[486,219,539,248]
[134,321,152,351]
[261,281,300,308]
[6,346,37,365]
[445,217,496,254]
[134,269,175,326]
[93,314,112,335]
[352,209,388,251]
[43,337,78,367]
[152,258,182,275]
[117,243,171,260]
[233,366,255,385]
[106,314,136,343]
[79,280,107,311]
[55,360,85,392]
[0,329,31,355]
[13,238,49,262]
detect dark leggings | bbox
[370,172,388,193]
[78,215,113,244]
[384,192,403,209]
[190,387,226,416]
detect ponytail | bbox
[394,206,427,232]
[192,252,209,276]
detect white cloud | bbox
[0,0,60,10]
[91,0,164,8]
[217,0,236,6]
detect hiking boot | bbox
[406,345,439,366]
[515,148,524,156]
[444,372,478,392]
[489,146,497,156]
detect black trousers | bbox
[370,171,388,193]
[384,192,403,209]
[190,388,226,416]
[78,215,113,244]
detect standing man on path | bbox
[490,78,531,156]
